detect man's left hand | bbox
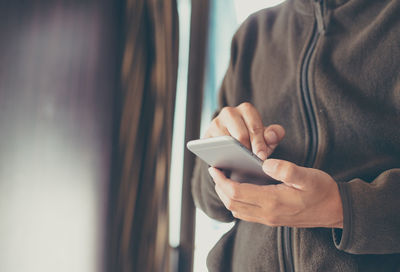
[208,159,343,228]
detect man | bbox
[191,0,400,271]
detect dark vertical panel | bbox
[106,0,179,271]
[0,1,120,272]
[179,0,210,271]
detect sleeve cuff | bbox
[332,181,352,251]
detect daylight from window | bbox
[169,0,286,271]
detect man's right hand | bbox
[203,102,285,160]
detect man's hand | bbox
[203,102,285,160]
[208,159,344,228]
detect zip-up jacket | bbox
[191,0,400,271]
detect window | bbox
[169,1,286,271]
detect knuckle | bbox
[236,133,249,143]
[252,140,266,151]
[249,126,264,135]
[211,117,220,127]
[274,161,295,181]
[283,164,296,181]
[272,161,284,176]
[229,184,241,200]
[225,199,235,210]
[220,106,235,117]
[238,102,253,111]
[209,118,224,133]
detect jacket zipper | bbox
[282,1,324,271]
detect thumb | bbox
[263,124,285,157]
[262,159,309,190]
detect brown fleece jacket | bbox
[191,0,400,271]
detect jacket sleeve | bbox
[333,168,400,254]
[190,53,235,223]
[190,19,244,222]
[190,70,236,222]
[191,13,261,222]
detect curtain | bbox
[107,0,179,271]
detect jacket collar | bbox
[294,0,350,16]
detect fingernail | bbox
[263,159,278,174]
[257,151,268,160]
[265,130,278,144]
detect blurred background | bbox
[0,0,284,271]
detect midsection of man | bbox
[191,0,400,271]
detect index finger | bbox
[237,103,268,160]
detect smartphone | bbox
[187,136,278,184]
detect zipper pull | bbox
[314,0,326,34]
